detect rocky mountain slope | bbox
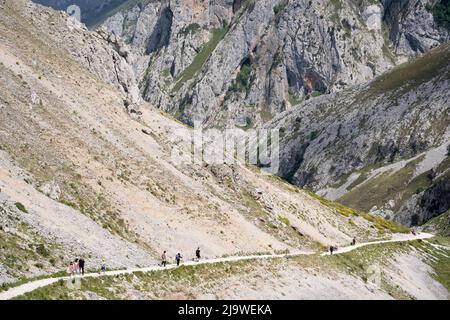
[266,42,450,226]
[0,0,448,300]
[0,0,407,286]
[97,0,448,127]
[31,1,450,228]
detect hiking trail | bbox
[0,232,433,300]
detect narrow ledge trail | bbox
[0,232,434,300]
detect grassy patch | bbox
[306,190,409,234]
[229,60,252,93]
[410,238,450,291]
[0,208,64,288]
[421,210,450,236]
[15,260,254,300]
[288,89,304,106]
[310,91,322,98]
[173,26,229,92]
[338,156,430,213]
[328,241,415,299]
[359,42,450,101]
[14,202,28,213]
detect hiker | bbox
[176,253,182,267]
[67,261,76,278]
[100,258,106,274]
[411,229,417,236]
[79,257,85,275]
[351,237,356,246]
[195,247,201,261]
[329,246,334,255]
[74,258,80,274]
[161,251,167,267]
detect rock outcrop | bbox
[25,1,142,109]
[100,0,448,126]
[265,42,450,226]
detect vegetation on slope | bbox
[173,26,229,92]
[359,41,450,101]
[338,157,432,212]
[421,210,450,236]
[305,191,410,234]
[429,0,450,31]
[15,259,255,300]
[0,205,66,289]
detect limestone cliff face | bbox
[101,0,448,127]
[264,43,450,226]
[28,0,449,226]
[99,0,448,226]
[25,0,142,110]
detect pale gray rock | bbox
[100,0,448,127]
[40,181,61,201]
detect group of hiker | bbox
[160,247,201,267]
[69,232,423,274]
[69,232,424,274]
[63,227,425,277]
[67,247,201,277]
[67,257,85,276]
[67,239,360,276]
[329,237,357,255]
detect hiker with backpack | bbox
[330,245,338,255]
[78,257,85,275]
[100,258,106,274]
[176,253,182,267]
[195,247,201,261]
[74,258,80,274]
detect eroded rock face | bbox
[383,0,448,55]
[396,174,450,226]
[22,2,142,109]
[40,181,61,201]
[264,42,450,226]
[27,0,449,227]
[100,0,448,127]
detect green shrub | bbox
[36,244,50,257]
[173,26,229,91]
[229,60,252,92]
[15,202,28,213]
[273,0,288,15]
[278,215,291,226]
